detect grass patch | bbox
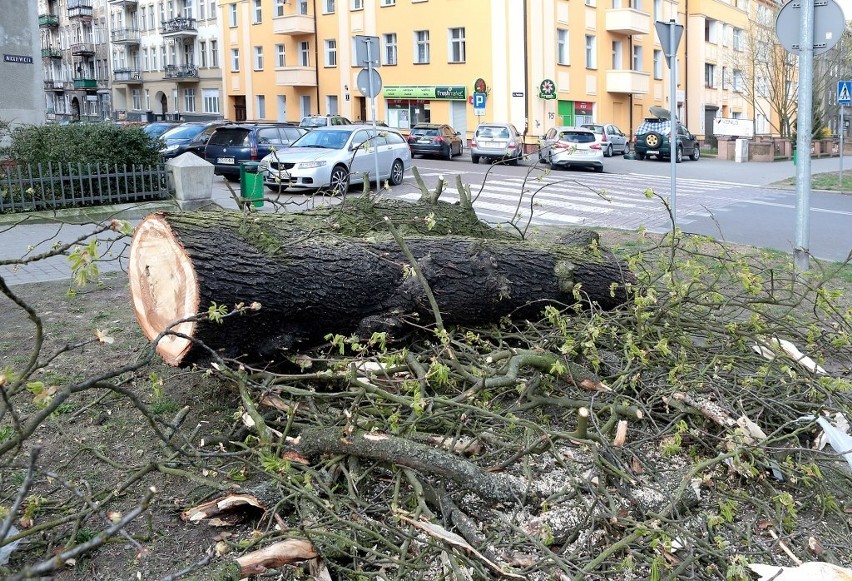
[772,170,852,191]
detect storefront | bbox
[383,86,467,131]
[556,100,595,126]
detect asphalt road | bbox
[1,153,850,286]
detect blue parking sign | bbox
[839,81,852,105]
[473,92,486,108]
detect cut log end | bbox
[129,214,199,366]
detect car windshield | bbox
[412,128,439,136]
[293,129,353,149]
[477,126,510,138]
[559,131,595,143]
[209,129,250,146]
[161,125,205,140]
[143,123,176,137]
[301,117,329,128]
[583,125,604,135]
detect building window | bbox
[209,0,217,19]
[231,48,240,72]
[276,43,286,67]
[414,30,430,64]
[351,0,363,9]
[325,39,337,67]
[585,0,596,6]
[184,88,196,112]
[324,0,335,13]
[653,49,662,79]
[203,88,220,113]
[254,46,263,70]
[557,29,569,65]
[253,0,262,23]
[382,0,396,5]
[733,28,743,51]
[733,69,744,92]
[585,35,596,69]
[257,95,266,118]
[200,41,207,67]
[143,48,150,71]
[705,19,718,44]
[722,66,730,89]
[383,33,397,65]
[276,0,285,17]
[612,40,623,69]
[132,89,142,109]
[653,0,661,20]
[145,89,150,110]
[211,40,218,67]
[298,0,308,14]
[705,63,716,88]
[229,3,237,27]
[448,27,465,63]
[632,45,642,71]
[299,41,310,66]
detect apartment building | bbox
[38,0,112,122]
[108,0,225,122]
[1,0,46,127]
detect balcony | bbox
[164,64,199,80]
[275,67,317,87]
[67,1,93,20]
[70,42,96,56]
[604,8,650,36]
[111,28,141,44]
[113,68,143,83]
[39,14,59,27]
[73,77,98,90]
[42,47,63,59]
[43,80,65,92]
[108,0,138,7]
[606,69,650,94]
[273,14,315,35]
[161,17,197,37]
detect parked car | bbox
[204,123,308,180]
[143,121,181,138]
[406,123,464,159]
[539,126,604,172]
[258,124,411,195]
[633,111,700,162]
[580,123,630,157]
[470,123,524,165]
[299,115,353,130]
[159,121,227,159]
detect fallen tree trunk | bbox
[129,203,634,366]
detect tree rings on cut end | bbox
[129,214,199,366]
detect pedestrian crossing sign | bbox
[839,81,852,105]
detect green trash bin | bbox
[239,161,264,208]
[792,148,797,166]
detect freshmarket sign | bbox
[383,86,466,100]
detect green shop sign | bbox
[383,86,467,100]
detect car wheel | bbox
[690,146,700,161]
[471,154,480,164]
[622,142,630,155]
[458,143,463,157]
[643,132,663,148]
[675,146,683,163]
[389,159,404,186]
[636,152,646,160]
[329,165,350,196]
[605,144,613,157]
[444,145,452,160]
[594,165,604,173]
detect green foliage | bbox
[8,122,161,166]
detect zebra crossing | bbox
[399,167,756,230]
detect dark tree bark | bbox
[129,201,634,366]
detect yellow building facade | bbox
[223,0,781,146]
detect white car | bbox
[259,125,412,195]
[539,126,604,173]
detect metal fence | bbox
[0,162,171,213]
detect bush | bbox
[7,122,161,167]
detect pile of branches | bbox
[1,185,851,580]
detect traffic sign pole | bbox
[838,81,851,188]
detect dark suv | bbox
[634,116,700,162]
[159,121,227,159]
[204,123,307,180]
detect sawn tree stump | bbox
[129,206,634,366]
